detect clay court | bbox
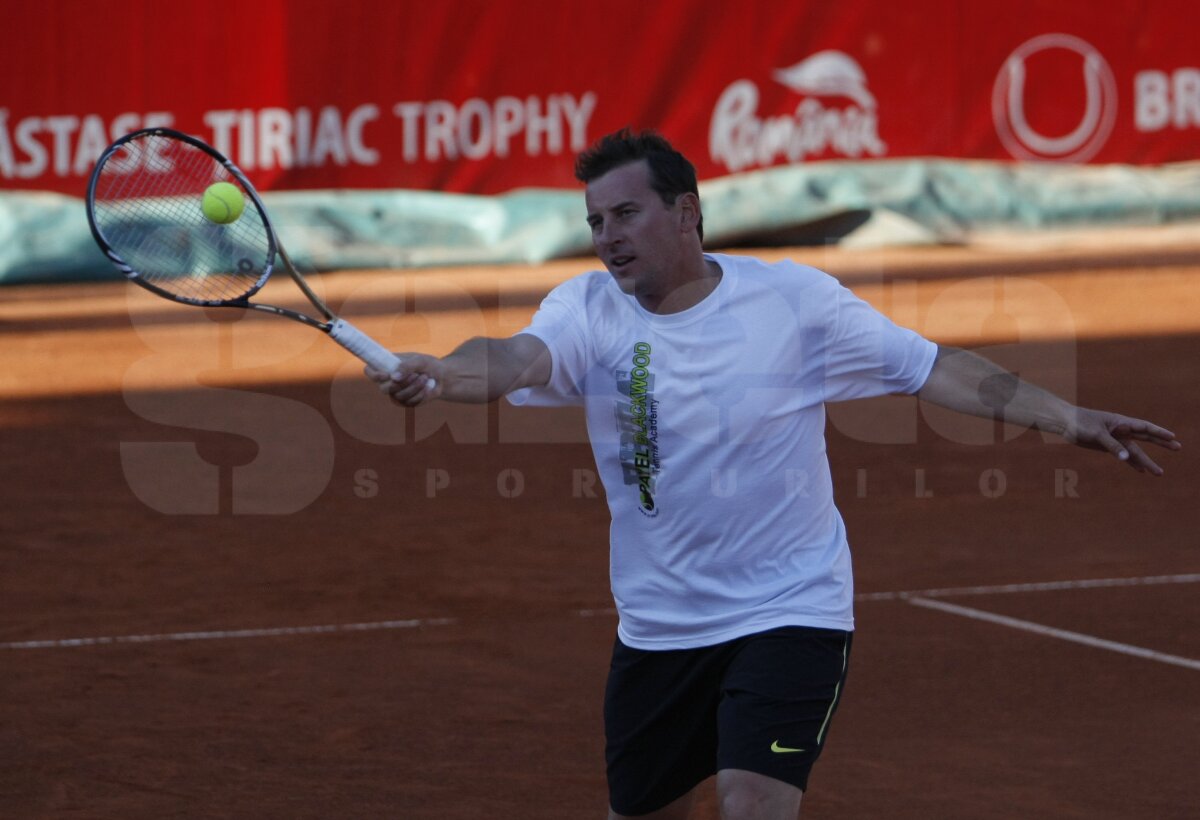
[1,235,1197,818]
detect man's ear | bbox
[677,192,702,234]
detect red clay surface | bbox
[1,238,1198,818]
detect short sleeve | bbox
[821,283,938,402]
[506,279,592,407]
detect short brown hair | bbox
[575,129,703,240]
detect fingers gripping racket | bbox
[85,127,420,380]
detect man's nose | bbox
[596,223,620,247]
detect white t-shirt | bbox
[509,253,938,650]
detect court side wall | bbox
[4,0,1200,281]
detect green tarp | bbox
[5,159,1200,284]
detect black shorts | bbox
[604,625,852,817]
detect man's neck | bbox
[639,258,722,314]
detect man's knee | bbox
[717,769,803,820]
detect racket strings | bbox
[90,135,273,304]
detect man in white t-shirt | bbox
[369,130,1180,820]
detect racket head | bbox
[86,128,277,307]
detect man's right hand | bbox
[365,353,444,406]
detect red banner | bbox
[2,0,1199,195]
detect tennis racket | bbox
[85,127,422,380]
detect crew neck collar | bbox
[626,254,730,326]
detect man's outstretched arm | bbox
[916,345,1182,475]
[366,333,552,406]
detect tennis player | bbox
[368,130,1180,819]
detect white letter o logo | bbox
[992,34,1117,163]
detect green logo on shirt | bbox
[617,341,660,516]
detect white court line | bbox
[854,573,1200,602]
[577,608,617,618]
[0,617,456,651]
[4,574,1197,652]
[907,596,1200,672]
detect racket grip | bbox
[328,319,439,391]
[328,319,399,371]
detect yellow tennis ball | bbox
[202,181,245,224]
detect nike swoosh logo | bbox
[770,740,807,754]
